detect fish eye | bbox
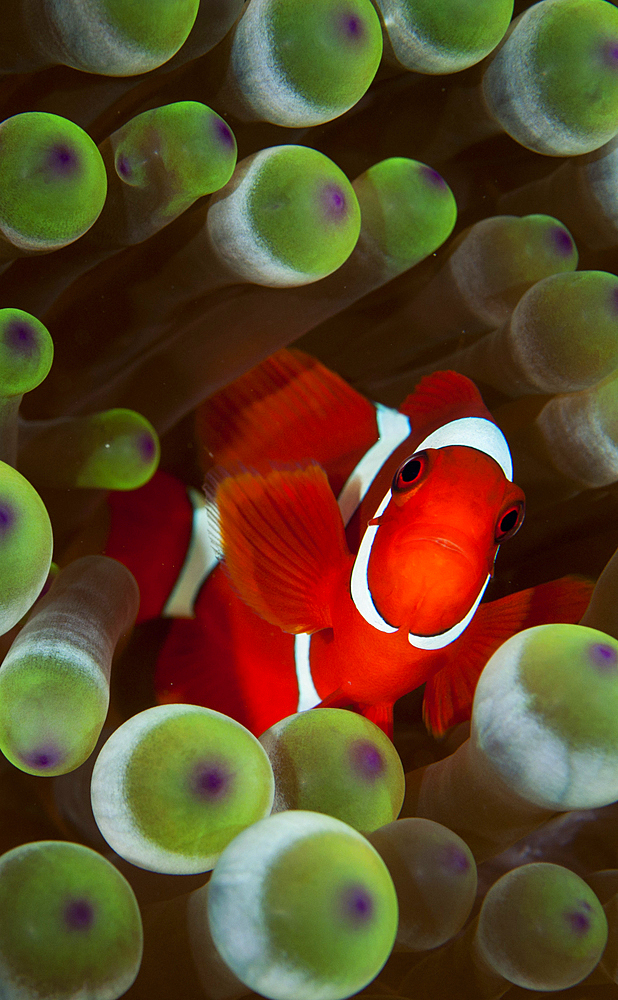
[392,452,427,493]
[496,502,525,542]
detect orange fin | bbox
[196,349,377,480]
[313,692,394,740]
[362,702,394,740]
[423,575,594,735]
[512,574,594,629]
[316,687,353,710]
[214,462,351,634]
[400,370,494,440]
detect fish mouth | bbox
[398,534,478,577]
[412,536,468,558]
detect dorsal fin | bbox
[195,349,377,484]
[213,462,351,634]
[399,370,494,440]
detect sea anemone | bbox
[2,1,618,998]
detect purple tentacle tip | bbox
[550,226,574,257]
[603,39,618,68]
[589,642,618,671]
[340,11,364,40]
[349,738,384,781]
[565,900,593,936]
[20,745,62,770]
[321,183,348,220]
[421,165,447,188]
[116,154,132,179]
[214,119,235,148]
[0,501,15,535]
[46,143,79,177]
[5,320,36,355]
[439,844,470,874]
[191,760,232,800]
[339,883,374,926]
[137,432,156,463]
[64,898,95,932]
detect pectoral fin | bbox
[214,462,351,635]
[423,575,594,735]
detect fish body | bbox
[105,349,591,736]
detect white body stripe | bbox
[349,490,398,633]
[417,416,513,482]
[350,415,513,648]
[294,633,322,711]
[296,402,408,710]
[408,574,491,649]
[163,488,219,618]
[338,404,411,526]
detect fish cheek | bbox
[366,528,478,632]
[366,527,411,610]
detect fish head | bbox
[364,445,525,635]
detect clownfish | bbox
[105,349,592,737]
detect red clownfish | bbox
[105,349,592,738]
